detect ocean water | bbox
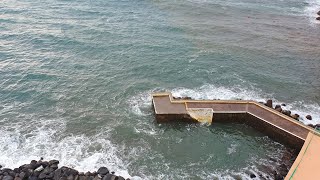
[0,0,319,179]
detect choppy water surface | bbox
[0,0,319,179]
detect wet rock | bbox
[274,173,283,180]
[67,175,74,180]
[20,169,32,178]
[27,176,38,180]
[291,114,299,120]
[282,110,291,116]
[275,105,281,109]
[265,100,273,108]
[318,11,320,16]
[275,107,282,112]
[92,175,101,180]
[48,160,59,166]
[13,169,20,174]
[2,169,13,174]
[14,177,21,180]
[117,176,125,180]
[34,166,44,172]
[316,17,320,21]
[0,165,2,169]
[38,173,46,180]
[38,167,54,179]
[306,115,312,120]
[3,176,14,180]
[307,124,315,128]
[250,173,256,178]
[281,103,286,106]
[18,172,26,180]
[53,168,63,180]
[50,164,58,171]
[30,161,37,167]
[97,168,109,176]
[79,175,87,180]
[102,174,116,180]
[64,168,79,177]
[39,162,48,169]
[278,164,288,177]
[33,170,41,178]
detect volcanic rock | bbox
[275,107,282,112]
[18,172,26,179]
[48,160,59,166]
[97,167,109,176]
[102,174,116,180]
[291,114,299,120]
[316,17,320,21]
[3,175,14,180]
[27,176,38,180]
[266,100,273,108]
[306,115,312,120]
[282,110,291,116]
[318,11,320,16]
[307,124,315,128]
[117,176,125,180]
[14,177,21,180]
[250,173,256,178]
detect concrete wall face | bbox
[244,113,305,150]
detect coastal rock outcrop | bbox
[317,11,320,16]
[291,114,299,121]
[306,115,312,120]
[282,110,291,117]
[0,159,128,180]
[316,17,320,21]
[274,105,282,112]
[265,100,273,108]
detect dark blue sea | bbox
[1,0,320,179]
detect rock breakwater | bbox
[0,159,128,180]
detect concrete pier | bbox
[152,92,320,179]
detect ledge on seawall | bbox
[0,159,128,180]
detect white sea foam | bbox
[304,0,320,24]
[0,118,134,179]
[127,91,153,116]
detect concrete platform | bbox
[152,92,320,179]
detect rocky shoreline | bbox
[0,159,128,180]
[262,100,319,129]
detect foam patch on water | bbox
[0,118,135,179]
[127,91,153,117]
[171,84,269,102]
[304,0,320,24]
